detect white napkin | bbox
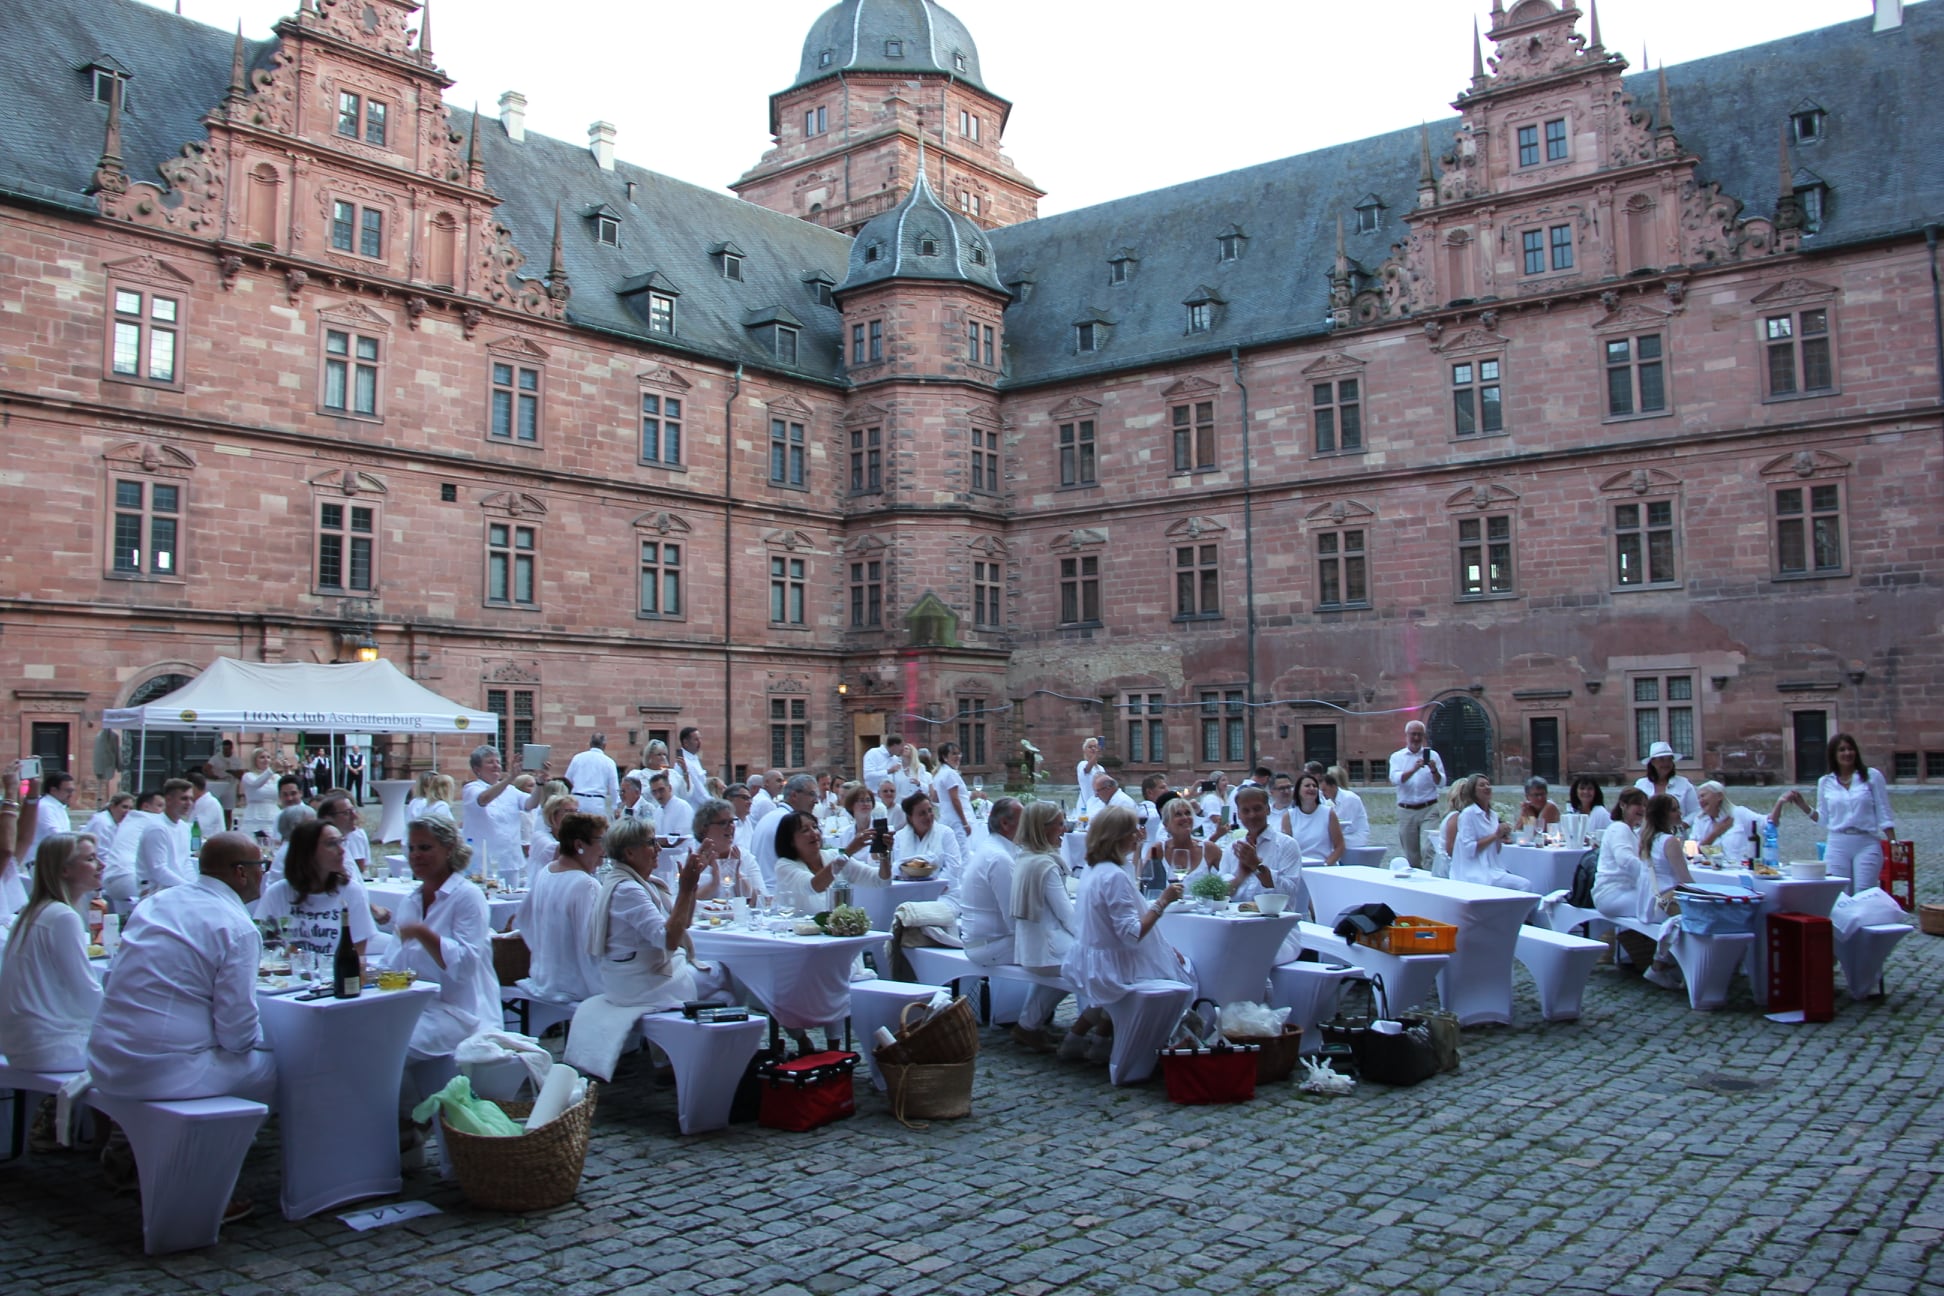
[523,1062,581,1132]
[455,1028,553,1094]
[563,995,646,1082]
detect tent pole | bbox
[137,724,148,794]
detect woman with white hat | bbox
[1634,741,1700,826]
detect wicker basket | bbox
[1226,1026,1304,1083]
[895,996,980,1065]
[441,1085,598,1212]
[880,1059,975,1128]
[491,932,532,987]
[1919,904,1944,937]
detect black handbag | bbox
[1319,974,1441,1087]
[1332,902,1397,945]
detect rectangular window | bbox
[109,287,180,384]
[486,687,536,759]
[1175,544,1220,618]
[959,110,980,142]
[1458,513,1514,597]
[1187,302,1211,333]
[769,419,807,487]
[982,325,995,367]
[1549,223,1573,271]
[971,427,1000,494]
[641,393,683,464]
[1058,420,1096,487]
[1765,308,1833,397]
[1605,334,1667,416]
[722,254,742,281]
[648,293,675,335]
[868,319,883,362]
[851,323,866,365]
[804,105,826,136]
[771,555,806,624]
[359,208,383,258]
[1631,673,1696,764]
[849,560,882,628]
[1316,528,1368,609]
[1200,690,1245,764]
[1451,359,1503,436]
[110,478,180,576]
[1522,228,1545,276]
[775,326,799,365]
[973,560,1000,629]
[364,100,387,147]
[770,698,808,770]
[639,540,682,617]
[1312,378,1361,454]
[1544,117,1568,161]
[1775,483,1844,577]
[968,320,981,362]
[331,200,355,252]
[1059,554,1100,625]
[487,522,536,606]
[323,329,381,417]
[957,697,988,767]
[1614,499,1677,587]
[1893,752,1919,781]
[1517,124,1540,167]
[849,425,881,492]
[316,500,375,593]
[336,90,360,139]
[1109,259,1129,285]
[1076,322,1099,353]
[490,362,541,442]
[1124,693,1165,765]
[1172,400,1215,473]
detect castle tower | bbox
[731,0,1043,234]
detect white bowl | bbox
[1256,893,1290,916]
[1785,860,1827,880]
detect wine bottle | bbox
[333,904,361,999]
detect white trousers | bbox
[1824,832,1884,894]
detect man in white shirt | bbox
[563,733,621,816]
[676,726,711,808]
[750,774,818,895]
[749,769,784,823]
[1089,773,1139,819]
[203,739,237,782]
[100,790,162,903]
[725,784,758,855]
[88,831,278,1106]
[134,778,198,893]
[861,736,907,796]
[315,793,371,876]
[461,744,547,880]
[1388,721,1446,870]
[956,798,1023,964]
[187,771,228,842]
[646,772,695,879]
[1209,787,1306,910]
[1138,774,1171,848]
[616,773,655,824]
[29,770,74,850]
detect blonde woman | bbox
[407,771,457,825]
[1010,802,1080,1052]
[237,747,285,838]
[1058,807,1189,1065]
[527,793,579,876]
[1449,774,1530,890]
[0,834,105,1071]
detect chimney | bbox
[1874,0,1902,31]
[589,121,617,170]
[498,90,526,143]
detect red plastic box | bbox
[1767,912,1834,1022]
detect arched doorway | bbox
[1428,693,1494,782]
[120,672,195,793]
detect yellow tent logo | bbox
[455,717,470,730]
[179,710,197,723]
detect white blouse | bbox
[1592,820,1651,920]
[1061,862,1187,1005]
[1634,774,1702,824]
[892,823,964,886]
[516,864,603,1004]
[1816,769,1894,836]
[0,901,103,1071]
[774,853,886,916]
[1328,787,1371,847]
[385,872,497,1059]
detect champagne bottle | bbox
[333,904,361,999]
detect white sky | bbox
[153,0,1898,216]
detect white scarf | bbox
[586,860,666,959]
[1011,850,1062,925]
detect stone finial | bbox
[418,0,433,58]
[86,76,127,197]
[1775,124,1803,233]
[546,203,571,304]
[1587,0,1604,51]
[226,23,246,102]
[466,101,482,178]
[1471,19,1488,89]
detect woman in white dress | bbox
[1321,767,1370,848]
[514,811,604,1005]
[1771,733,1896,893]
[406,771,457,825]
[1448,775,1530,889]
[1009,802,1080,1051]
[386,817,497,1061]
[772,812,889,915]
[1285,772,1347,866]
[0,833,104,1071]
[1566,776,1613,846]
[1059,808,1189,1065]
[82,794,134,863]
[236,747,285,839]
[1635,741,1701,826]
[930,742,973,849]
[891,793,964,888]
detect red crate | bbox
[1767,912,1834,1022]
[1881,841,1915,913]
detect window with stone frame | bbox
[1456,513,1515,598]
[770,554,807,625]
[1629,671,1697,766]
[322,327,383,418]
[958,109,981,142]
[641,392,683,465]
[966,320,996,367]
[1174,542,1221,619]
[849,425,881,493]
[972,559,1001,629]
[1604,333,1669,417]
[769,418,807,488]
[1612,498,1679,588]
[956,697,988,768]
[869,319,884,362]
[108,476,182,578]
[1450,357,1503,437]
[486,521,537,607]
[1773,481,1845,579]
[1312,378,1362,454]
[106,281,183,389]
[849,558,882,628]
[1059,554,1101,626]
[1315,527,1368,609]
[335,90,388,147]
[770,697,808,769]
[1200,690,1246,764]
[329,199,385,259]
[486,686,536,759]
[1763,307,1835,399]
[638,538,682,618]
[1171,400,1215,473]
[1058,419,1096,488]
[970,426,1001,494]
[314,498,376,594]
[1123,693,1166,766]
[804,104,827,137]
[488,357,542,443]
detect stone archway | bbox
[120,671,195,792]
[1428,693,1495,782]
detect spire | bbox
[1472,19,1487,86]
[1777,123,1794,198]
[226,23,246,102]
[914,107,930,194]
[418,0,433,58]
[465,101,481,178]
[1587,0,1604,51]
[548,202,566,282]
[87,76,128,197]
[1419,124,1434,184]
[1655,63,1673,133]
[1776,123,1803,233]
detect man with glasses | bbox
[1388,721,1446,870]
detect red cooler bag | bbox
[1881,841,1915,913]
[1160,1041,1259,1105]
[757,1051,859,1131]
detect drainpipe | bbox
[1927,226,1944,408]
[1231,347,1257,762]
[723,363,743,786]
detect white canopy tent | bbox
[103,658,498,789]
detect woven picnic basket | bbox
[894,996,980,1065]
[442,1084,598,1211]
[1225,1024,1304,1084]
[879,1058,976,1127]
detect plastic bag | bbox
[1830,886,1910,939]
[410,1075,523,1137]
[1217,1001,1289,1038]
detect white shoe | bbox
[1643,962,1683,991]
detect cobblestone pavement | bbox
[4,791,1941,1295]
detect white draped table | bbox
[690,926,885,1031]
[1157,911,1301,1006]
[1305,865,1539,1026]
[1501,845,1586,896]
[637,1010,769,1134]
[372,779,415,844]
[857,878,948,937]
[364,879,522,932]
[256,981,434,1219]
[1690,866,1847,1007]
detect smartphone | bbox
[19,756,41,782]
[872,815,891,855]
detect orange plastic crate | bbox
[1370,917,1458,955]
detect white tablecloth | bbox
[638,1010,769,1134]
[1342,845,1390,870]
[1305,865,1538,1026]
[690,927,884,1031]
[1690,866,1847,1007]
[858,879,947,936]
[1061,834,1088,876]
[1501,845,1585,895]
[256,982,434,1219]
[1157,911,1301,1006]
[373,780,415,844]
[847,980,946,1090]
[365,880,522,932]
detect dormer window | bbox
[1216,228,1246,262]
[91,68,131,111]
[1791,103,1826,144]
[1799,178,1828,233]
[595,215,620,246]
[953,51,968,72]
[1076,322,1102,353]
[1187,304,1212,334]
[1354,196,1386,235]
[649,293,675,334]
[712,242,747,281]
[864,242,883,264]
[819,49,834,68]
[969,246,986,266]
[803,273,836,307]
[918,235,939,257]
[1009,278,1033,303]
[885,39,904,58]
[1108,250,1137,285]
[775,326,799,364]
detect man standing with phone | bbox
[29,769,73,851]
[1388,721,1445,871]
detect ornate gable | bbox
[1750,277,1839,308]
[1592,302,1673,335]
[1445,482,1522,511]
[764,529,817,552]
[1048,395,1102,421]
[1051,527,1108,552]
[1759,450,1849,480]
[484,334,549,361]
[637,365,693,393]
[1303,499,1377,525]
[843,402,892,428]
[318,299,394,330]
[630,511,693,536]
[1598,467,1682,496]
[479,491,548,518]
[1301,352,1366,379]
[967,535,1009,558]
[102,255,194,287]
[1433,326,1509,356]
[1161,376,1220,401]
[1164,516,1228,539]
[307,466,389,496]
[103,441,197,474]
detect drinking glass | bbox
[973,776,985,795]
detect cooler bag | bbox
[756,1051,859,1131]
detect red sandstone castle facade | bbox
[2,0,1940,795]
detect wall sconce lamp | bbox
[1710,676,1731,692]
[337,627,379,662]
[837,681,849,696]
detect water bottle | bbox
[189,819,203,858]
[465,835,478,878]
[1761,819,1780,870]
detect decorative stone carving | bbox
[285,268,309,303]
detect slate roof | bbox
[839,163,1005,296]
[792,0,986,93]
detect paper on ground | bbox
[339,1200,443,1231]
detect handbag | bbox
[1160,998,1259,1105]
[1332,902,1397,946]
[1319,975,1440,1087]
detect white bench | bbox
[499,984,577,1038]
[85,1089,268,1255]
[0,1059,81,1161]
[1514,926,1606,1022]
[636,1010,770,1135]
[1266,963,1371,1053]
[1611,916,1753,1011]
[985,966,1191,1086]
[1295,921,1450,1012]
[1836,922,1911,1002]
[900,946,1027,1025]
[848,979,947,1091]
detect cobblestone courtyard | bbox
[5,794,1941,1295]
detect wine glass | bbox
[972,775,985,795]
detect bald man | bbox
[87,832,279,1106]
